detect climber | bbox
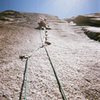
[37,17,51,30]
[37,17,51,45]
[38,18,47,30]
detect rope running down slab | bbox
[40,29,67,100]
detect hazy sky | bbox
[98,0,100,11]
[0,0,99,18]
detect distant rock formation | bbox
[65,13,100,27]
[0,10,60,28]
[65,13,100,42]
[0,10,23,21]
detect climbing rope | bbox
[19,28,67,100]
[40,29,67,100]
[19,57,28,100]
[19,46,43,100]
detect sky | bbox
[98,0,100,11]
[0,0,100,18]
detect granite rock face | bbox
[0,10,100,100]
